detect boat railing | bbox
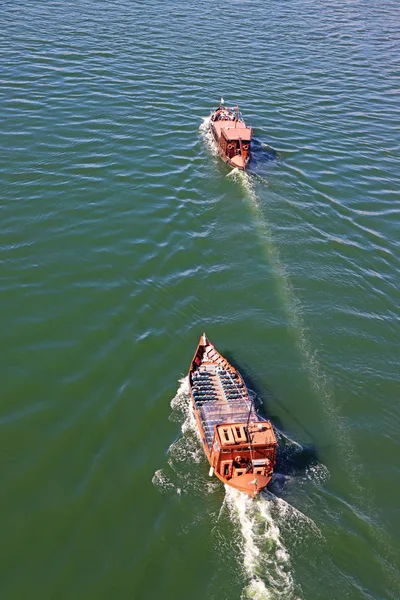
[200,401,265,428]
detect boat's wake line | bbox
[199,116,219,158]
[152,377,219,497]
[226,177,399,597]
[224,487,305,600]
[153,378,325,600]
[228,169,361,493]
[223,431,324,600]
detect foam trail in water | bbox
[229,178,399,587]
[227,166,240,178]
[155,379,326,598]
[154,377,219,497]
[229,170,360,491]
[273,427,330,489]
[275,428,304,451]
[236,178,396,592]
[168,376,203,464]
[225,487,304,600]
[151,468,180,495]
[199,116,219,157]
[263,490,323,541]
[170,376,190,418]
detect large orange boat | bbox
[209,100,252,170]
[188,334,277,497]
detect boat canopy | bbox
[212,120,251,140]
[222,127,252,141]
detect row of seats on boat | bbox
[221,386,244,395]
[193,386,243,396]
[219,378,243,388]
[221,383,245,393]
[194,390,243,400]
[199,384,215,390]
[195,394,244,403]
[194,388,243,399]
[219,377,242,386]
[218,369,238,377]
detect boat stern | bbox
[227,472,271,497]
[230,154,247,170]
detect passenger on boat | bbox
[214,110,235,122]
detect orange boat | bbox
[189,334,277,497]
[209,100,252,170]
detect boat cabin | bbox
[211,120,252,165]
[210,420,277,480]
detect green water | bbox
[1,1,399,598]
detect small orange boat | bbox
[189,334,277,497]
[209,100,252,170]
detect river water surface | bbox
[1,1,399,599]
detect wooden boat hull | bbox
[218,472,271,497]
[188,333,277,497]
[209,104,252,170]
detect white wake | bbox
[153,379,328,599]
[199,115,219,157]
[228,169,360,491]
[224,486,306,599]
[152,376,219,497]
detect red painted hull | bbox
[209,105,252,170]
[188,333,277,497]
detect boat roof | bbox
[212,120,252,141]
[224,128,252,141]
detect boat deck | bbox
[191,363,261,448]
